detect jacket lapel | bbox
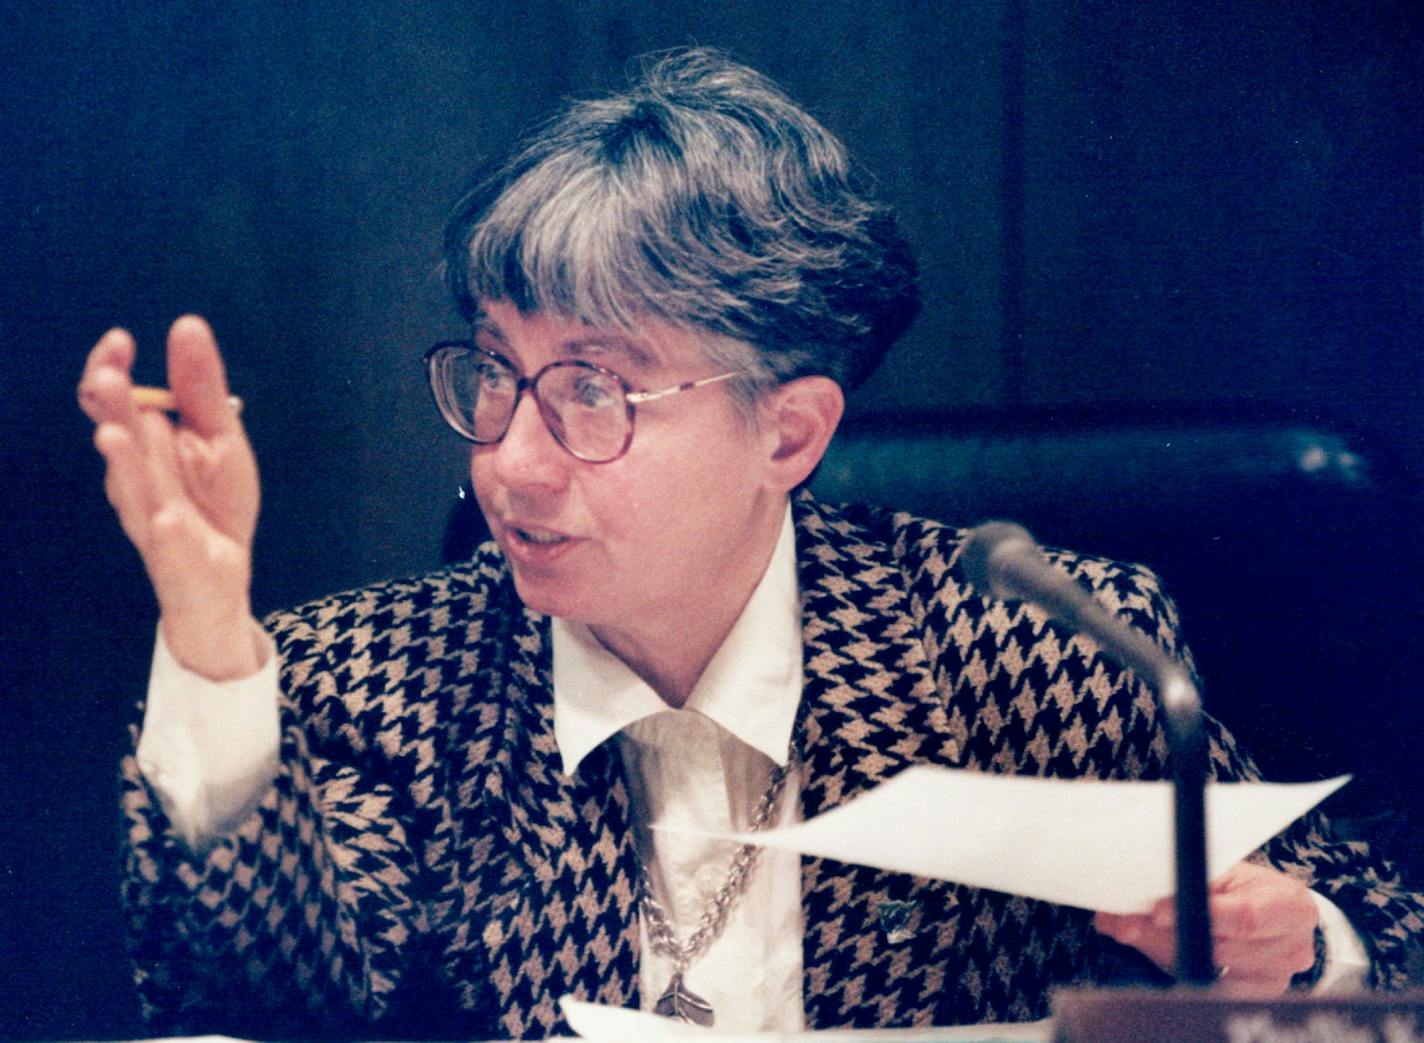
[459,589,642,1038]
[793,495,973,1028]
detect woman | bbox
[78,48,1420,1039]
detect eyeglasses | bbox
[424,341,740,464]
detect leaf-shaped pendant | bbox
[653,970,715,1027]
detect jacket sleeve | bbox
[901,506,1424,991]
[119,577,462,1036]
[1017,545,1424,988]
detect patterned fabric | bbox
[120,493,1424,1039]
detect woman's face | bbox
[468,300,789,650]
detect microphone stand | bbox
[1106,653,1212,985]
[973,526,1215,984]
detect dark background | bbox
[2,2,1419,1038]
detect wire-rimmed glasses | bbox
[424,341,740,464]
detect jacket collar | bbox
[486,493,959,827]
[791,492,963,817]
[551,504,802,775]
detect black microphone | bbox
[960,521,1215,986]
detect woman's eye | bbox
[476,362,514,392]
[573,376,619,409]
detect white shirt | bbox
[137,505,1367,1020]
[136,620,281,851]
[551,506,805,1032]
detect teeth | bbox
[516,528,567,545]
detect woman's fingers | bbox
[94,421,158,548]
[82,319,258,537]
[89,371,182,519]
[133,395,186,493]
[78,330,139,426]
[1094,862,1319,996]
[1210,875,1317,943]
[1094,909,1174,971]
[81,330,178,510]
[166,314,240,439]
[95,413,189,553]
[82,317,260,573]
[165,316,261,544]
[1208,867,1318,991]
[80,326,136,386]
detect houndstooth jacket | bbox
[121,493,1424,1039]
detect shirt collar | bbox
[552,505,803,776]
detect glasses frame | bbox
[424,340,740,464]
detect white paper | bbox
[661,767,1346,914]
[560,996,1052,1042]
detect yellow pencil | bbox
[131,386,244,416]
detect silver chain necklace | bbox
[640,756,794,1027]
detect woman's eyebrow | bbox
[471,313,660,370]
[471,316,506,344]
[562,334,658,370]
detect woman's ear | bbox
[763,376,845,492]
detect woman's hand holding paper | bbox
[1095,860,1320,996]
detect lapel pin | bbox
[877,899,917,944]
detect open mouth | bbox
[513,526,570,546]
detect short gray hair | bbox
[443,48,919,394]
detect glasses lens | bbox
[431,346,519,443]
[536,363,631,462]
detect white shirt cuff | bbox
[135,622,282,851]
[1310,889,1370,992]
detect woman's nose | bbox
[487,392,569,489]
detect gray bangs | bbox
[465,152,721,339]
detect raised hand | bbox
[78,316,265,679]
